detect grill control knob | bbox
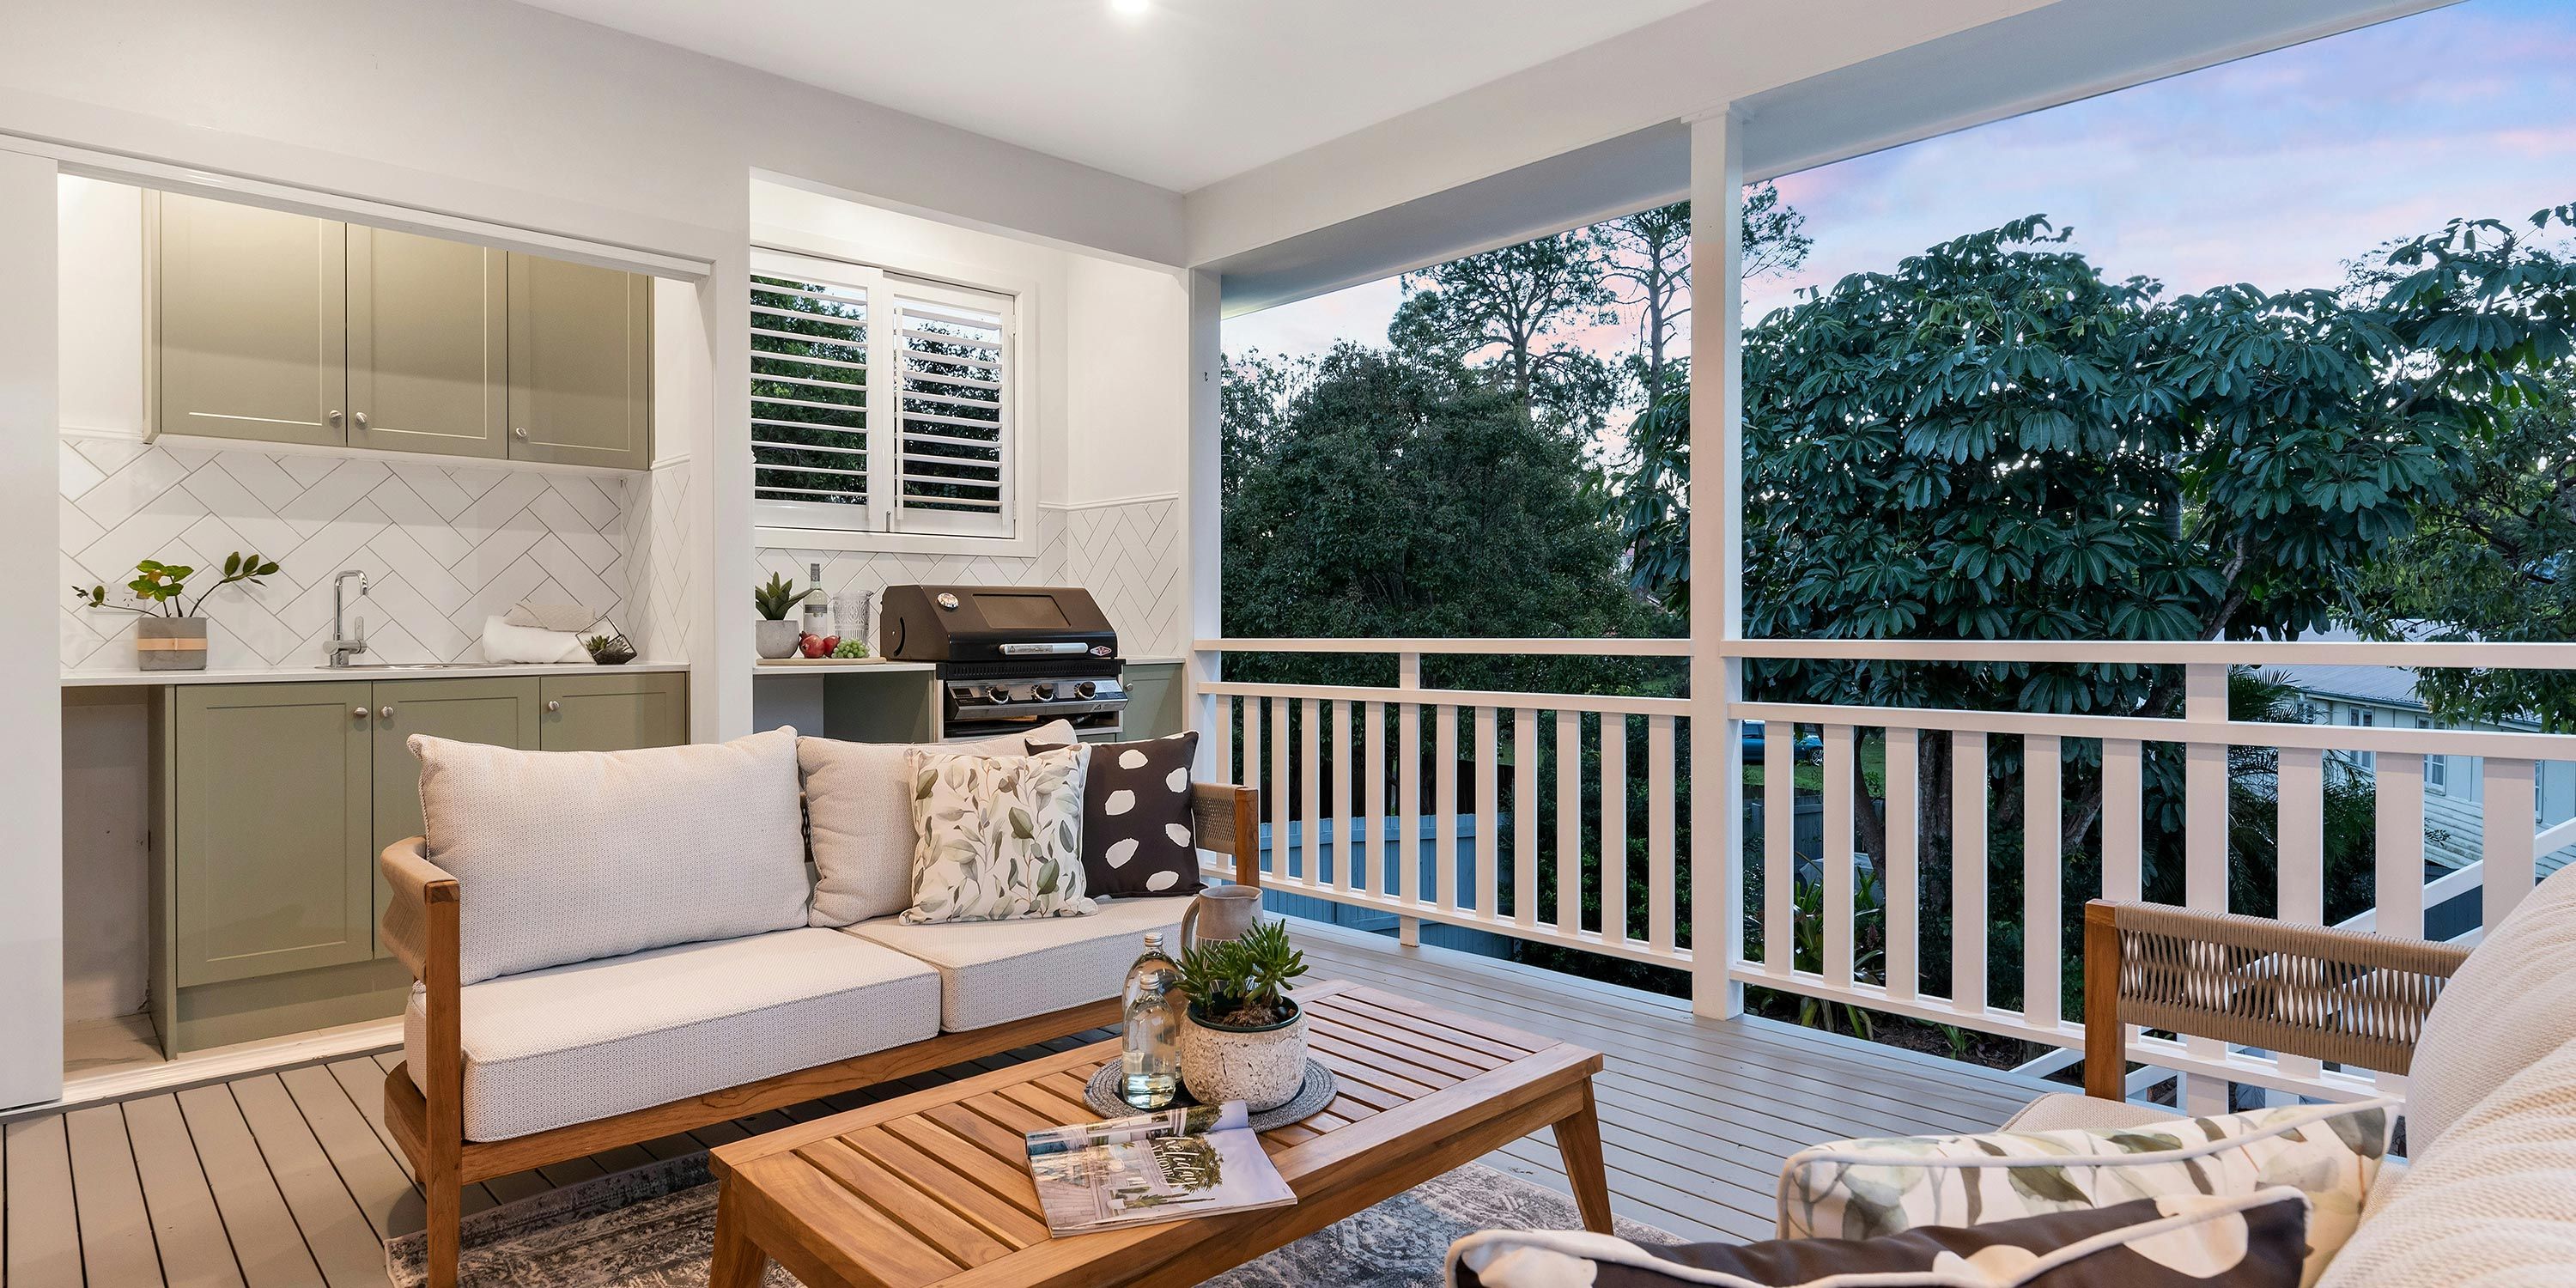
[984,684,1012,704]
[1030,682,1056,702]
[1073,681,1098,700]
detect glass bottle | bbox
[1120,933,1182,1109]
[802,562,829,637]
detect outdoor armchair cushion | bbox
[411,726,809,984]
[1778,1098,2394,1287]
[404,927,939,1141]
[1453,1189,2313,1288]
[799,720,1078,927]
[2403,862,2576,1159]
[843,896,1186,1030]
[2317,1034,2576,1287]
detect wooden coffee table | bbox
[706,980,1611,1288]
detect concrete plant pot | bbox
[1179,1000,1308,1110]
[137,616,209,671]
[755,618,803,659]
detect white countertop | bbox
[60,661,693,687]
[752,659,939,676]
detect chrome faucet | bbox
[328,569,370,667]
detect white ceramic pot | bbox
[1179,1000,1308,1110]
[755,618,803,659]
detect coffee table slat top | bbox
[709,980,1607,1288]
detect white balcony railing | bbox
[1193,636,2576,1109]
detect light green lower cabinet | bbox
[153,672,685,1054]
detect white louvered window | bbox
[750,248,1018,542]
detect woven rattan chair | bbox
[2003,900,2473,1132]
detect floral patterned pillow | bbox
[900,746,1097,924]
[1777,1099,2393,1288]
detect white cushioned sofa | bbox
[379,721,1261,1288]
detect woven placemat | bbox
[1084,1058,1337,1130]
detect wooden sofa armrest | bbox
[2082,900,2472,1098]
[381,837,460,981]
[1191,783,1263,889]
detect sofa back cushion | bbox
[2318,1035,2576,1287]
[2405,863,2576,1157]
[412,727,810,984]
[799,720,1077,927]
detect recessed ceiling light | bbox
[1111,0,1149,15]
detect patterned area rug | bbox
[386,1152,1673,1287]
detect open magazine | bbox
[1022,1101,1296,1236]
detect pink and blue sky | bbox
[1226,0,2576,373]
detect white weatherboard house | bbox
[3,3,2575,1287]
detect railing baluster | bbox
[1269,697,1292,888]
[1885,726,1919,1002]
[1515,708,1539,928]
[1212,694,1233,790]
[1300,699,1321,888]
[2024,733,2061,1030]
[2487,756,2539,928]
[1364,700,1386,901]
[1953,731,1988,1015]
[2277,744,2326,1084]
[1648,714,1677,957]
[1601,714,1628,945]
[1474,706,1500,922]
[1400,699,1421,909]
[2375,752,2426,940]
[1435,704,1460,913]
[1822,723,1856,989]
[1241,696,1263,883]
[1557,712,1582,935]
[2102,738,2142,902]
[1332,699,1356,895]
[1764,721,1793,975]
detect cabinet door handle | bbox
[355,412,369,429]
[546,700,562,713]
[330,410,344,428]
[379,706,394,720]
[352,707,368,719]
[513,427,530,440]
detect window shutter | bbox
[750,249,873,525]
[889,278,1013,536]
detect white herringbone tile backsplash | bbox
[758,494,1182,659]
[59,434,635,671]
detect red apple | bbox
[820,635,841,654]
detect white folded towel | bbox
[503,601,605,633]
[481,617,592,664]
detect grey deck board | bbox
[67,1103,167,1288]
[124,1094,249,1288]
[6,1115,85,1288]
[18,920,2058,1278]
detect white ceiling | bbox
[511,0,1709,193]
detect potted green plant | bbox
[71,552,279,671]
[1172,920,1310,1109]
[753,572,804,659]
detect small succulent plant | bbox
[583,632,638,665]
[1174,920,1307,1028]
[753,571,802,621]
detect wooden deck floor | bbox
[1,920,2054,1285]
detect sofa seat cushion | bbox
[406,927,940,1142]
[2001,1093,2182,1133]
[2403,863,2576,1159]
[845,896,1187,1031]
[413,727,810,984]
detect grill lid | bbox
[879,585,1117,662]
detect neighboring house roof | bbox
[2267,664,2427,711]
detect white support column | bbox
[0,148,64,1109]
[701,245,755,739]
[1687,110,1747,1018]
[1184,269,1224,778]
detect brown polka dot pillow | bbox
[1031,732,1203,898]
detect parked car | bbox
[1743,722,1822,765]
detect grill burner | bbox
[879,585,1125,741]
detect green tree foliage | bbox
[749,274,872,506]
[1389,231,1620,433]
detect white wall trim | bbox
[64,423,659,482]
[1058,491,1181,512]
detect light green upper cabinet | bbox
[541,671,689,751]
[151,197,651,465]
[369,677,542,954]
[348,226,509,459]
[507,253,653,470]
[171,683,374,987]
[155,193,349,447]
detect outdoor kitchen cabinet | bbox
[151,193,649,465]
[151,673,686,1054]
